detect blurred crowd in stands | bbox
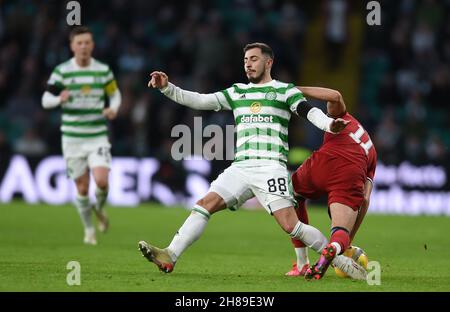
[0,0,449,180]
[362,0,450,166]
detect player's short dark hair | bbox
[69,26,93,41]
[243,42,274,60]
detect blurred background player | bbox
[138,43,354,273]
[41,26,122,245]
[286,86,377,279]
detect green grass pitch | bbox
[1,201,449,291]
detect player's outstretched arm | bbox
[297,103,349,134]
[147,71,222,111]
[148,71,169,89]
[296,86,346,118]
[329,118,350,133]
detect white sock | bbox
[95,187,108,211]
[331,242,342,255]
[295,248,309,268]
[75,194,94,231]
[85,227,95,237]
[167,205,210,262]
[290,221,328,254]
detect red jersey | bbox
[320,112,377,181]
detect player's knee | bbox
[195,198,214,213]
[196,194,225,214]
[76,184,89,196]
[277,217,296,233]
[95,178,109,190]
[75,172,89,195]
[282,222,295,234]
[274,208,298,233]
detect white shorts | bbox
[209,160,295,215]
[62,137,111,180]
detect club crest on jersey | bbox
[81,85,91,95]
[265,90,277,101]
[250,102,261,113]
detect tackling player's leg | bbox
[329,203,358,254]
[286,197,310,276]
[283,199,366,280]
[138,192,227,273]
[272,202,366,280]
[286,158,320,276]
[305,202,357,280]
[272,205,328,254]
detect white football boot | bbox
[332,254,367,280]
[83,228,97,245]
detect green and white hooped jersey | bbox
[47,58,118,141]
[215,80,306,165]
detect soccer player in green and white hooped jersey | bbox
[138,42,366,278]
[42,27,121,245]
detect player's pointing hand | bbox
[329,118,350,133]
[148,71,169,89]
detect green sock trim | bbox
[95,188,108,196]
[192,207,210,219]
[76,195,89,205]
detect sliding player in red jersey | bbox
[286,87,377,280]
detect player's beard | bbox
[247,68,265,84]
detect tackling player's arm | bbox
[296,86,346,118]
[350,178,373,241]
[148,71,223,111]
[350,150,376,241]
[362,178,373,212]
[293,94,349,133]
